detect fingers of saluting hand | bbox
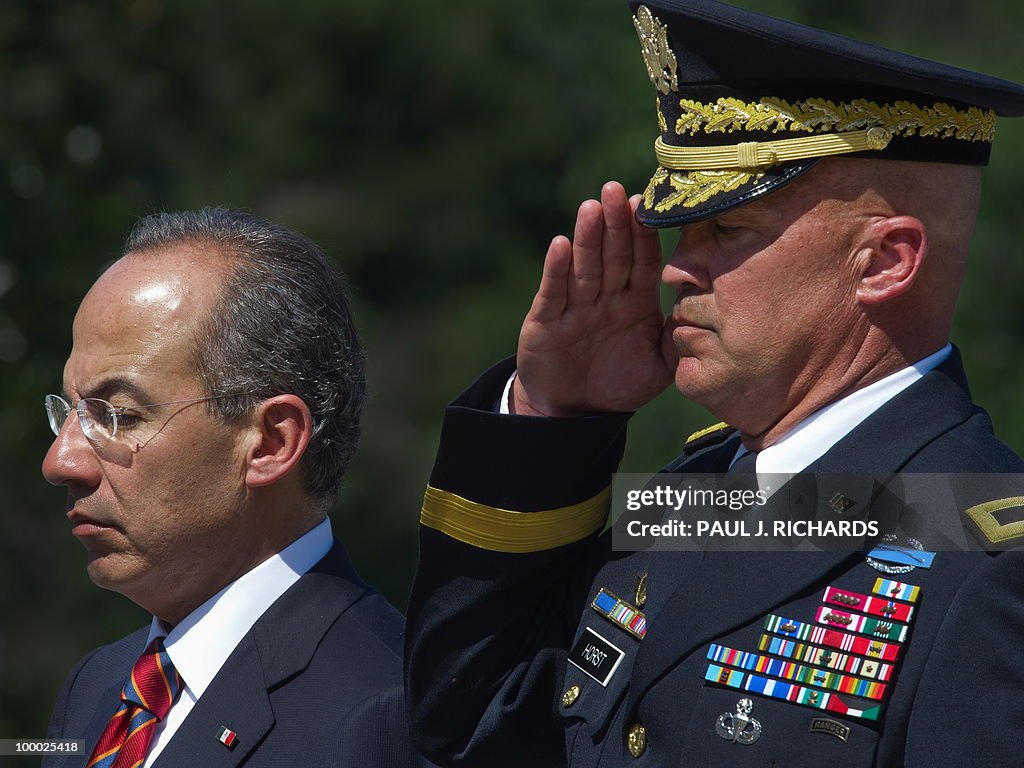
[569,183,663,304]
[528,235,573,323]
[567,198,605,304]
[531,185,664,323]
[627,193,664,291]
[599,181,635,295]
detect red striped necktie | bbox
[86,638,183,768]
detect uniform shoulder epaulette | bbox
[964,496,1024,547]
[682,422,736,456]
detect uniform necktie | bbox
[86,638,182,768]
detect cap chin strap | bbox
[654,127,893,171]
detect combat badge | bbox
[715,698,762,745]
[866,534,935,574]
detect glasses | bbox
[44,393,248,443]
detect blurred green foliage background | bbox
[2,0,1022,744]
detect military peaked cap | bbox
[628,0,1024,226]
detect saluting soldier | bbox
[405,1,1024,766]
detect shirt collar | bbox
[146,517,333,698]
[733,344,952,474]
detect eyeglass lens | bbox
[45,395,118,441]
[45,395,69,436]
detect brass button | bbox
[866,126,893,150]
[627,722,647,758]
[562,684,581,708]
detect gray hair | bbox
[123,207,366,501]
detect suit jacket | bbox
[406,351,1024,767]
[47,541,426,768]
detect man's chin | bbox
[672,355,707,393]
[86,553,144,594]
[672,357,727,411]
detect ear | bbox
[855,216,928,305]
[245,394,313,489]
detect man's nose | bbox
[42,410,102,488]
[662,223,713,292]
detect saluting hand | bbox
[512,181,673,417]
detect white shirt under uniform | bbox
[730,344,951,473]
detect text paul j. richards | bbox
[625,518,881,539]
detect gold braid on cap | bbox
[675,97,995,143]
[644,98,996,212]
[655,127,895,170]
[644,167,767,212]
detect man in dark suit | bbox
[405,1,1024,766]
[43,209,424,767]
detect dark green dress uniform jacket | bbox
[406,349,1024,767]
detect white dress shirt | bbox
[730,344,952,473]
[141,518,333,767]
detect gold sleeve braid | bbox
[420,485,611,552]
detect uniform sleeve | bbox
[316,685,437,768]
[405,358,631,767]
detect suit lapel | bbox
[251,542,368,688]
[627,350,975,708]
[151,636,275,768]
[151,541,369,767]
